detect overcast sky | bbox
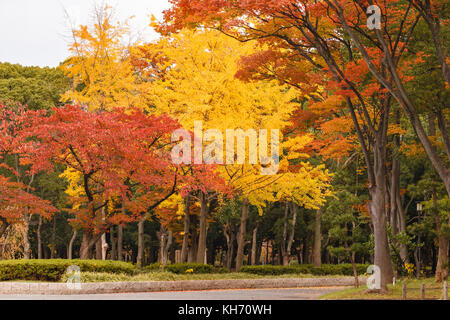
[0,0,171,68]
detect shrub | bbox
[165,263,215,274]
[0,259,136,282]
[239,265,303,275]
[240,264,369,276]
[215,266,230,274]
[145,262,163,272]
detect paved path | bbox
[0,287,345,300]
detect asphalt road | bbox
[0,287,344,300]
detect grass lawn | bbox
[321,278,448,300]
[58,271,355,283]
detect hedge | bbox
[0,259,136,282]
[145,262,163,272]
[240,264,370,276]
[165,263,215,274]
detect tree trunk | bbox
[235,198,249,271]
[250,223,258,265]
[117,224,123,261]
[366,137,394,293]
[137,218,145,267]
[393,111,407,263]
[196,192,209,264]
[434,187,449,282]
[224,221,236,270]
[50,215,57,259]
[350,250,359,288]
[188,214,198,263]
[255,241,262,266]
[285,202,298,265]
[369,183,394,292]
[37,215,42,259]
[95,238,102,260]
[110,226,116,260]
[390,146,400,237]
[436,231,449,283]
[313,208,322,267]
[68,229,77,260]
[158,226,172,265]
[281,202,289,265]
[23,214,31,259]
[302,237,308,264]
[80,231,103,260]
[180,194,190,263]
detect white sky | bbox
[0,0,171,68]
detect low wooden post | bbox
[420,283,425,300]
[444,281,448,300]
[402,283,407,300]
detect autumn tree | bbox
[17,105,180,259]
[60,4,146,111]
[0,101,58,257]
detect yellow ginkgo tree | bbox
[132,28,332,268]
[60,4,147,111]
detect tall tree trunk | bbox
[392,110,407,263]
[22,174,35,260]
[281,202,289,265]
[117,224,123,261]
[137,218,145,267]
[250,223,258,265]
[23,214,31,259]
[100,208,107,260]
[37,215,42,259]
[367,139,394,293]
[196,192,209,264]
[302,237,308,264]
[390,132,402,273]
[50,215,57,259]
[397,193,408,263]
[80,232,91,260]
[313,208,322,267]
[224,221,235,270]
[286,202,298,265]
[346,241,359,288]
[188,215,198,263]
[180,194,190,263]
[428,114,449,282]
[68,229,77,260]
[434,187,449,282]
[110,226,116,260]
[95,238,102,260]
[158,226,172,265]
[235,198,249,271]
[117,203,126,261]
[255,241,262,266]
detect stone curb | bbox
[0,277,366,295]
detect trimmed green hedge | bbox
[165,263,215,274]
[240,264,369,276]
[0,259,136,282]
